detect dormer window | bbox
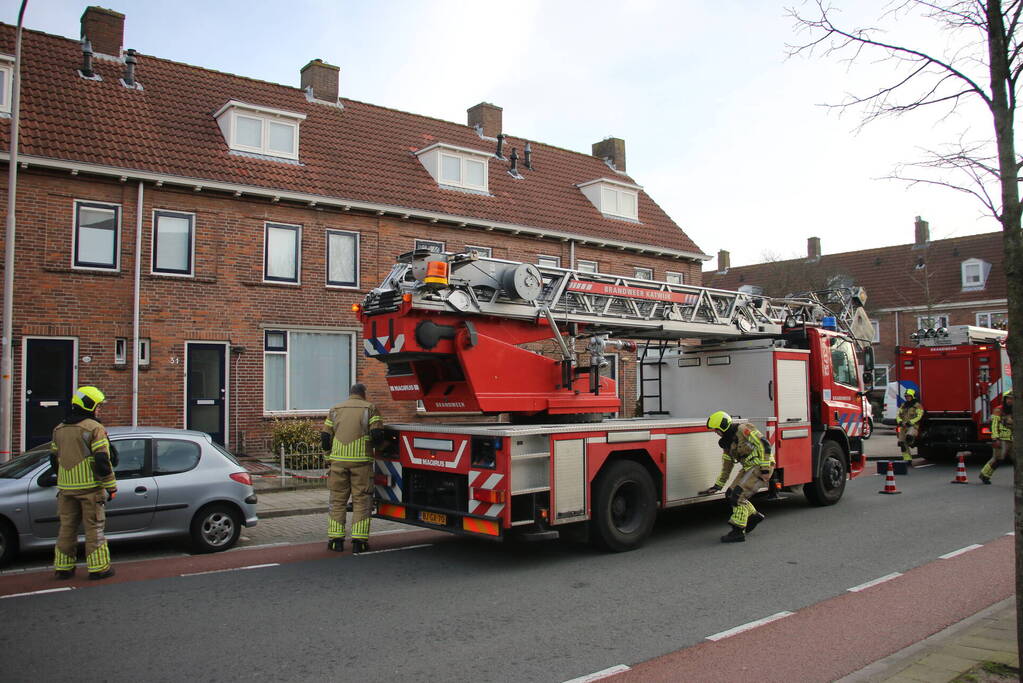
[214,100,305,161]
[0,54,13,115]
[960,258,990,291]
[577,178,641,221]
[416,143,491,193]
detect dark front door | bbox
[186,343,226,445]
[25,338,75,450]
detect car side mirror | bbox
[38,469,57,488]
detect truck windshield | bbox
[831,339,859,388]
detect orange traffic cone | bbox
[951,453,969,484]
[878,461,901,495]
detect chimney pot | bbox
[81,6,125,58]
[914,215,930,246]
[807,236,821,261]
[592,137,626,172]
[80,37,94,78]
[300,58,340,103]
[467,102,502,138]
[717,249,731,273]
[123,48,136,86]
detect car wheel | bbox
[590,460,657,552]
[190,504,241,553]
[861,418,873,440]
[0,518,17,567]
[805,440,847,506]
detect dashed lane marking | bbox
[356,543,433,556]
[706,611,794,641]
[847,572,901,592]
[561,664,631,682]
[180,563,280,577]
[1,586,74,599]
[939,544,983,559]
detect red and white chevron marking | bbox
[468,470,505,518]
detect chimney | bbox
[592,137,626,172]
[300,59,340,103]
[807,236,821,261]
[81,6,124,58]
[914,216,930,246]
[717,249,730,273]
[467,102,502,138]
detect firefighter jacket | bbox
[322,397,383,463]
[896,400,924,427]
[992,405,1013,441]
[714,423,774,488]
[49,413,116,491]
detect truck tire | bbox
[861,417,873,440]
[805,440,847,506]
[591,460,657,552]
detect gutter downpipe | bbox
[570,239,576,270]
[132,182,143,426]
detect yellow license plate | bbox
[420,511,447,525]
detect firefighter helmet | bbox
[905,389,917,399]
[71,386,105,412]
[1006,390,1013,399]
[707,411,732,433]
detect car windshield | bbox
[0,444,51,478]
[210,440,240,465]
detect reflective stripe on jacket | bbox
[51,418,116,491]
[992,407,1013,441]
[323,398,383,462]
[715,423,774,488]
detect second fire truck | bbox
[357,251,875,551]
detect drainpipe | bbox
[570,240,576,270]
[132,181,143,426]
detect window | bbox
[111,438,147,479]
[214,100,305,161]
[264,222,301,284]
[0,55,12,114]
[976,311,1008,329]
[138,338,150,366]
[830,338,858,387]
[114,338,127,365]
[326,230,359,288]
[152,210,194,275]
[577,179,642,220]
[466,245,492,258]
[665,271,684,285]
[872,365,890,390]
[73,201,120,270]
[577,259,598,273]
[917,314,950,331]
[415,239,444,254]
[153,439,201,475]
[264,330,354,413]
[538,255,561,268]
[634,267,653,280]
[415,143,491,193]
[871,320,880,344]
[960,258,990,290]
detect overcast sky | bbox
[5,0,1006,269]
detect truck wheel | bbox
[591,460,657,552]
[805,440,847,506]
[861,418,873,440]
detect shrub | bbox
[269,419,321,454]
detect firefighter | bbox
[980,390,1013,485]
[697,411,775,543]
[896,388,924,462]
[50,386,117,580]
[321,383,384,554]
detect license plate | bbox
[419,511,447,525]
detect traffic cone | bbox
[878,461,901,495]
[951,453,969,484]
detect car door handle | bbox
[135,486,148,493]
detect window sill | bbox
[243,280,302,289]
[147,273,217,284]
[44,265,121,276]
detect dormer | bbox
[0,54,13,115]
[416,143,492,194]
[214,100,306,161]
[960,257,991,291]
[577,178,641,221]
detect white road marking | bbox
[356,543,433,556]
[1006,532,1015,536]
[913,463,935,468]
[706,611,794,641]
[847,572,901,592]
[180,563,280,577]
[561,664,631,683]
[939,544,982,559]
[1,586,75,599]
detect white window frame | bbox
[114,338,127,365]
[439,153,487,191]
[263,222,302,285]
[325,229,360,289]
[960,258,989,290]
[415,239,445,254]
[214,100,305,161]
[537,255,561,268]
[871,320,880,344]
[138,338,150,367]
[916,314,950,330]
[415,143,492,194]
[665,271,684,285]
[976,310,1008,328]
[634,267,653,280]
[72,200,121,272]
[577,179,642,221]
[151,209,195,277]
[0,55,13,115]
[466,245,492,258]
[577,259,598,273]
[263,328,358,415]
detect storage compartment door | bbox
[551,439,586,524]
[665,431,725,503]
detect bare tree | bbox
[789,0,1023,653]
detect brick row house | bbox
[703,217,1008,406]
[0,8,708,454]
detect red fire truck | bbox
[358,251,874,551]
[895,324,1011,457]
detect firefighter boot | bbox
[745,512,766,535]
[720,525,745,543]
[327,538,345,552]
[88,567,115,581]
[352,540,370,554]
[54,568,76,580]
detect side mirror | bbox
[38,469,57,488]
[862,347,875,375]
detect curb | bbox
[259,506,328,519]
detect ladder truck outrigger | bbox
[357,250,877,551]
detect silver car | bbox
[0,427,258,565]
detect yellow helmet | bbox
[71,386,105,412]
[1006,390,1014,399]
[905,389,916,399]
[707,411,732,433]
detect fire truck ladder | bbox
[638,338,676,416]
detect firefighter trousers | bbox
[897,424,920,460]
[728,465,774,529]
[54,488,111,573]
[981,439,1014,479]
[327,460,373,541]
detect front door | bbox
[186,343,226,445]
[24,338,76,450]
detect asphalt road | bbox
[0,434,1013,683]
